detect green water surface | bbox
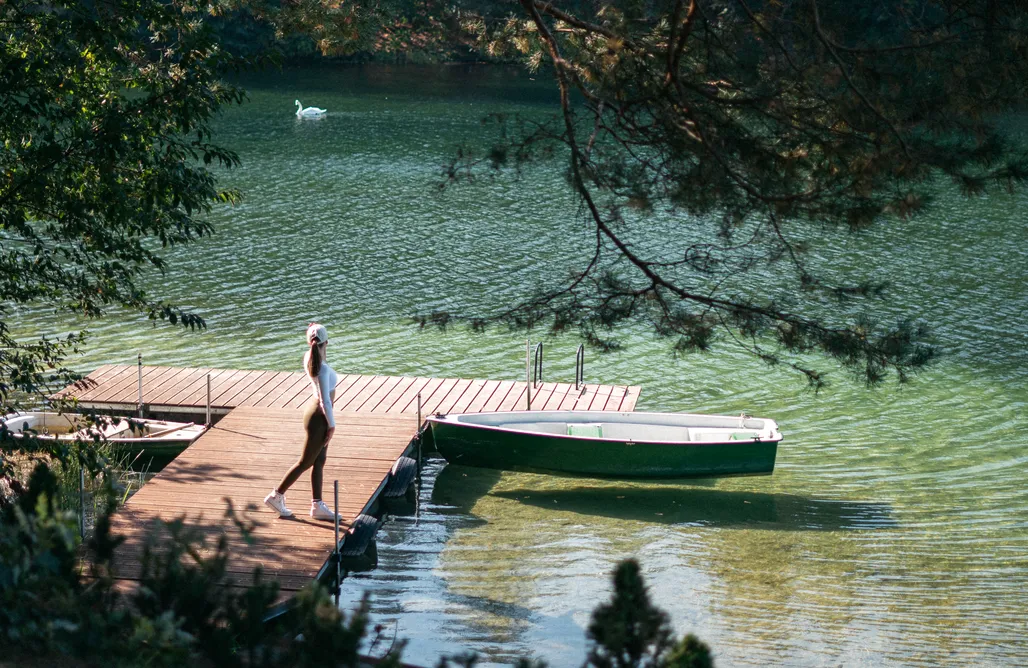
[15,65,1028,667]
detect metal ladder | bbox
[525,341,586,410]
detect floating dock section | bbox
[56,365,641,603]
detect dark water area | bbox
[17,64,1028,666]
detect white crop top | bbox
[305,354,338,428]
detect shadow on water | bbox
[491,486,897,531]
[443,590,540,623]
[429,459,716,507]
[428,459,895,532]
[429,460,504,509]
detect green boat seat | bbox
[567,423,603,438]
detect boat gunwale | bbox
[426,411,783,446]
[4,431,204,445]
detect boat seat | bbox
[691,430,760,442]
[567,423,603,438]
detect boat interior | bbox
[3,412,139,439]
[449,412,777,443]
[500,422,766,442]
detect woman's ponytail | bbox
[307,339,322,377]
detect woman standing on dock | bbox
[264,323,341,521]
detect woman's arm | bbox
[318,369,335,428]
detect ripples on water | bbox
[14,65,1028,666]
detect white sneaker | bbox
[263,490,293,517]
[310,500,340,521]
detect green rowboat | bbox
[427,410,783,479]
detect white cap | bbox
[306,322,327,345]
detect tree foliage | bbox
[219,0,474,62]
[435,0,1028,387]
[0,460,404,667]
[586,559,713,668]
[0,0,247,411]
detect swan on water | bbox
[295,100,327,118]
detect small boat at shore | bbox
[427,410,783,479]
[1,412,207,461]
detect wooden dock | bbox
[59,366,641,602]
[106,407,418,601]
[55,364,641,415]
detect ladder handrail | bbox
[575,344,585,391]
[532,342,543,388]
[137,352,144,418]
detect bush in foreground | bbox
[0,460,711,667]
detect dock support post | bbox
[137,353,143,418]
[333,479,340,607]
[525,340,531,410]
[205,373,211,427]
[78,467,85,539]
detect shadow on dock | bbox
[145,462,253,484]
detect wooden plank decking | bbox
[71,366,642,602]
[107,407,418,599]
[55,365,642,415]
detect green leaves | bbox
[0,459,389,667]
[433,0,1028,385]
[1,0,245,411]
[586,559,713,668]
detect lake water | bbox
[16,65,1028,666]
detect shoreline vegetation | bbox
[207,6,496,66]
[0,444,713,668]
